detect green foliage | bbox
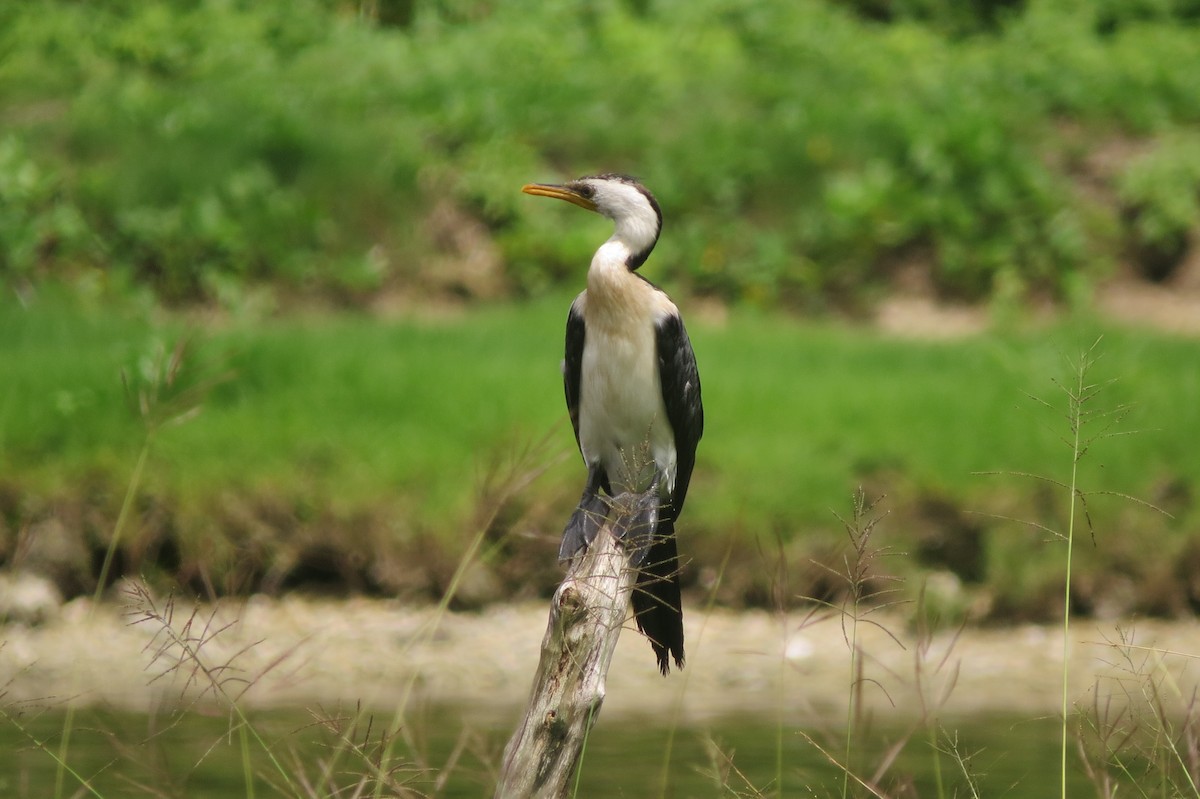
[1117,134,1200,280]
[1,1,431,303]
[3,291,1199,617]
[845,0,1027,34]
[1092,0,1200,33]
[1,0,1199,306]
[0,137,95,281]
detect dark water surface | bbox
[0,706,1097,797]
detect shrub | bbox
[1,0,1198,306]
[1117,134,1200,281]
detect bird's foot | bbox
[610,489,660,567]
[559,491,608,562]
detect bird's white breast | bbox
[577,268,678,494]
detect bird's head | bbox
[522,173,662,269]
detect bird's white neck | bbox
[611,210,660,263]
[587,240,638,298]
[585,236,671,334]
[588,214,657,283]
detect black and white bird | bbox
[522,174,704,674]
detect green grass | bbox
[0,705,1104,798]
[1,292,564,517]
[4,291,1200,797]
[2,288,1198,611]
[697,309,1198,528]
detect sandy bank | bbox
[4,592,1199,725]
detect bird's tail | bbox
[631,515,685,675]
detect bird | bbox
[521,173,704,674]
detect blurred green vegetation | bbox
[2,0,1200,308]
[3,290,1198,619]
[2,0,1200,619]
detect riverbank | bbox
[4,591,1198,725]
[7,292,1200,627]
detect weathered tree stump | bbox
[493,504,639,798]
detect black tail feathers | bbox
[630,517,685,674]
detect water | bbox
[0,705,1108,798]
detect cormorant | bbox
[522,174,704,674]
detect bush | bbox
[1,0,1198,307]
[1117,135,1200,281]
[0,136,95,282]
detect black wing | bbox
[655,312,704,520]
[563,293,586,453]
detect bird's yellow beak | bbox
[521,182,597,212]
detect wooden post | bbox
[494,501,639,798]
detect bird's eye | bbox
[575,184,595,198]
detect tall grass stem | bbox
[1061,412,1080,799]
[54,434,152,799]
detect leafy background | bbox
[2,0,1199,621]
[3,0,1199,308]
